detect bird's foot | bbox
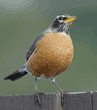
[34,91,44,107]
[58,90,70,106]
[64,89,70,93]
[60,91,64,106]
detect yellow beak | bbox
[64,16,76,23]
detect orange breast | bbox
[27,33,74,79]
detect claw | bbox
[64,90,70,93]
[60,90,70,106]
[60,91,64,106]
[34,91,44,107]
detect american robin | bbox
[4,14,76,106]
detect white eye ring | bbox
[58,19,63,23]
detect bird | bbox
[4,14,76,106]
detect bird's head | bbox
[50,14,76,35]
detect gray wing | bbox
[25,33,44,61]
[25,44,36,61]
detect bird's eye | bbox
[63,17,67,20]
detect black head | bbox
[51,14,76,34]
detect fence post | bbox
[0,91,96,110]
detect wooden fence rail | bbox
[0,91,97,110]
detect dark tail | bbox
[4,65,28,81]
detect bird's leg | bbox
[51,78,64,106]
[34,76,42,107]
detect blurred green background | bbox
[0,0,97,95]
